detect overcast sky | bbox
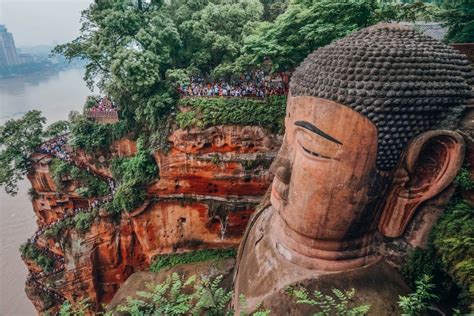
[0,0,91,47]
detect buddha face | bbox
[270,95,389,243]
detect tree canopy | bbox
[0,111,46,195]
[440,0,473,43]
[235,0,378,72]
[53,0,267,134]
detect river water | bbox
[0,67,91,315]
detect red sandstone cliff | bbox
[23,125,281,314]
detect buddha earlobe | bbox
[378,130,465,238]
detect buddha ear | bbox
[379,130,465,238]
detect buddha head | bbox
[270,24,471,269]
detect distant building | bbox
[400,22,448,41]
[0,25,20,67]
[85,97,119,124]
[18,53,34,64]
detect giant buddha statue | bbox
[233,24,472,314]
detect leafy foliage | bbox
[59,299,90,316]
[150,248,236,273]
[49,158,109,197]
[53,0,265,134]
[401,176,474,313]
[0,110,46,195]
[177,96,287,132]
[235,0,377,72]
[375,1,443,23]
[431,198,474,302]
[83,95,100,111]
[398,274,438,316]
[241,155,273,171]
[19,243,54,272]
[106,139,158,213]
[175,111,198,130]
[454,167,474,191]
[43,120,70,139]
[286,286,371,316]
[440,0,473,43]
[69,115,128,153]
[44,209,98,238]
[115,273,233,315]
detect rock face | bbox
[23,125,281,314]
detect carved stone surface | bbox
[233,23,471,314]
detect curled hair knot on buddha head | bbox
[290,23,473,170]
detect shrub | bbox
[431,198,474,302]
[107,181,146,213]
[49,158,109,197]
[27,187,39,201]
[454,167,474,191]
[74,211,96,233]
[175,111,198,129]
[107,139,157,213]
[59,299,90,316]
[69,115,128,153]
[177,96,287,133]
[398,274,438,316]
[286,286,371,316]
[116,273,233,316]
[401,170,474,312]
[150,248,237,273]
[241,155,273,171]
[44,209,98,238]
[110,142,157,186]
[19,243,54,272]
[43,120,70,139]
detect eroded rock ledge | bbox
[23,124,281,314]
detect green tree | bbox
[43,120,70,138]
[440,0,474,43]
[235,0,378,73]
[54,0,264,136]
[0,110,46,195]
[375,1,442,23]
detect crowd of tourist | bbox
[38,134,72,163]
[28,262,65,281]
[178,71,288,97]
[26,277,65,302]
[27,140,118,297]
[38,136,118,197]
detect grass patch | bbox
[150,248,237,273]
[177,96,286,133]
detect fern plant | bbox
[59,299,90,316]
[116,273,234,315]
[286,286,371,316]
[398,274,438,316]
[238,294,271,316]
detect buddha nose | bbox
[275,164,291,185]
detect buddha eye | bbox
[301,145,332,160]
[296,131,337,161]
